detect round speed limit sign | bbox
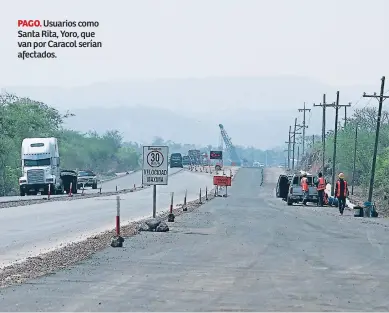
[147,150,164,167]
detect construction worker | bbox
[335,172,348,215]
[300,172,309,206]
[316,172,326,206]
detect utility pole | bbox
[344,106,347,128]
[297,145,300,169]
[351,123,358,195]
[312,135,315,148]
[285,126,292,169]
[298,102,311,156]
[291,118,303,171]
[326,91,351,196]
[363,76,389,203]
[292,118,297,171]
[314,94,330,174]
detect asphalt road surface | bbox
[0,169,183,202]
[2,167,389,311]
[0,170,213,269]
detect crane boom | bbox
[218,124,241,166]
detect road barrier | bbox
[116,195,121,236]
[47,184,51,200]
[111,195,124,247]
[168,192,175,222]
[183,189,187,211]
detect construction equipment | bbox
[218,124,241,166]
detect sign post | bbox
[213,175,232,198]
[142,146,169,218]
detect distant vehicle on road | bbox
[170,153,183,168]
[253,161,260,167]
[77,170,98,189]
[188,149,201,165]
[182,155,191,166]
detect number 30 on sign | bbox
[142,145,169,185]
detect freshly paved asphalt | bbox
[0,169,213,268]
[1,168,389,311]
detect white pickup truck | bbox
[284,172,318,205]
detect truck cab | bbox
[19,138,77,196]
[286,172,318,205]
[19,138,60,196]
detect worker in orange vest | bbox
[300,173,309,206]
[316,172,326,207]
[335,172,348,215]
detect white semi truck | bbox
[18,137,78,196]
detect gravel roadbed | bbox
[0,187,218,289]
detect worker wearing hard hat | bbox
[335,172,349,215]
[300,172,309,206]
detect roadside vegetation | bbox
[0,93,140,196]
[304,107,389,210]
[0,92,282,196]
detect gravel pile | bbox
[0,187,217,288]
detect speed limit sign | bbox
[142,146,169,185]
[147,150,164,167]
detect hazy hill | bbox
[3,76,375,149]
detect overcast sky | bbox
[1,0,388,87]
[1,0,388,149]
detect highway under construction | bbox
[1,167,389,311]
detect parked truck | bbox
[19,137,78,196]
[188,149,201,165]
[276,171,318,205]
